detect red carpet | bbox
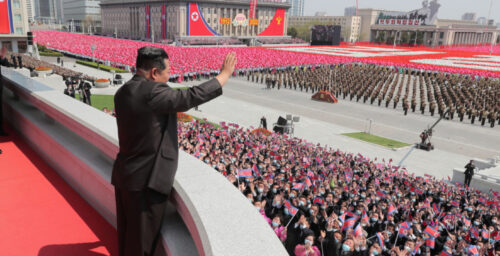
[0,127,118,256]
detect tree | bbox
[287,27,298,38]
[376,31,386,43]
[386,35,395,44]
[82,15,96,33]
[400,32,410,44]
[293,20,330,42]
[416,31,424,45]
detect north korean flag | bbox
[252,164,261,177]
[481,230,490,240]
[288,206,298,216]
[468,245,479,256]
[432,203,441,215]
[342,217,356,231]
[237,169,253,178]
[362,211,369,223]
[450,200,460,208]
[292,183,305,190]
[376,232,384,249]
[304,178,312,188]
[425,238,435,249]
[470,227,479,239]
[494,231,500,241]
[462,217,471,227]
[387,204,397,216]
[376,190,386,199]
[415,188,424,195]
[354,224,364,237]
[313,197,324,205]
[424,226,439,238]
[307,170,314,178]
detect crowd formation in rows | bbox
[2,51,96,81]
[176,119,500,256]
[241,64,500,128]
[33,31,500,80]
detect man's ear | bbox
[150,67,159,80]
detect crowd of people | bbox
[257,38,308,45]
[177,37,245,46]
[2,51,96,82]
[240,64,500,128]
[62,76,93,105]
[33,31,500,82]
[176,119,500,256]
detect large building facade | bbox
[358,2,500,47]
[63,0,101,31]
[34,0,64,23]
[0,0,30,52]
[289,0,303,17]
[100,0,291,41]
[289,15,361,42]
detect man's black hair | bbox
[136,47,169,71]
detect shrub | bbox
[76,60,128,73]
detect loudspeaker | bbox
[273,116,287,134]
[277,116,287,126]
[27,31,33,45]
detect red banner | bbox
[145,5,150,38]
[161,4,166,39]
[186,3,219,36]
[0,0,12,34]
[249,0,257,19]
[258,9,285,36]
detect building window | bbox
[16,27,23,34]
[14,14,22,22]
[13,0,20,8]
[439,32,444,39]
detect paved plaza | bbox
[9,55,500,180]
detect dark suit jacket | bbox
[112,75,222,195]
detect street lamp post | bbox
[91,44,96,63]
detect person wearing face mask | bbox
[294,235,321,256]
[368,243,382,256]
[271,215,287,242]
[340,239,355,256]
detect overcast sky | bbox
[304,0,500,23]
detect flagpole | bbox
[285,213,297,228]
[393,228,401,249]
[237,172,240,191]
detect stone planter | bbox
[35,68,53,77]
[95,80,110,88]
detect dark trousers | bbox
[115,187,168,256]
[464,174,472,187]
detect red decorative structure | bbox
[311,91,338,104]
[257,9,285,36]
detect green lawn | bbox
[76,93,219,128]
[75,94,115,111]
[342,132,410,149]
[76,60,128,73]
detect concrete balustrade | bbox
[1,68,288,256]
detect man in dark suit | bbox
[464,160,475,187]
[0,47,10,138]
[112,46,236,256]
